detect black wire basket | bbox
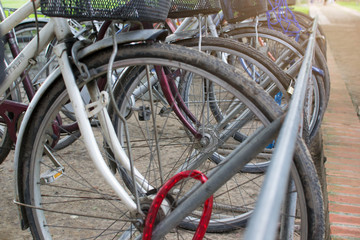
[40,0,171,22]
[168,0,221,18]
[221,0,268,23]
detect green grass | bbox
[337,1,360,12]
[292,5,310,15]
[1,0,46,18]
[1,0,28,9]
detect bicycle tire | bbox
[262,12,327,60]
[224,26,328,142]
[19,42,324,238]
[255,22,330,100]
[176,37,292,95]
[225,25,330,98]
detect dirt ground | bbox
[1,3,360,239]
[0,151,32,240]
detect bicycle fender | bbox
[13,66,62,230]
[77,29,168,59]
[16,18,49,26]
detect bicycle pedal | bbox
[40,167,65,184]
[138,106,151,121]
[159,106,172,117]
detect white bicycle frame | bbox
[1,0,154,215]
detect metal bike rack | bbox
[244,17,319,240]
[149,17,320,240]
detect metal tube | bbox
[244,17,318,240]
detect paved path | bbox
[310,3,360,239]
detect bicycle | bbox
[1,0,294,174]
[1,0,324,238]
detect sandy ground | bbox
[0,151,32,239]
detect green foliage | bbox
[292,5,310,15]
[337,1,360,12]
[1,0,28,9]
[1,0,46,18]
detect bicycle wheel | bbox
[224,26,329,210]
[224,26,328,142]
[173,37,291,173]
[19,42,323,238]
[108,43,324,235]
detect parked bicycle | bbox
[0,0,325,239]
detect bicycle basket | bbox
[221,0,268,23]
[268,0,296,9]
[269,0,296,7]
[168,0,221,18]
[40,0,171,22]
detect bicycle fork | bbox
[54,40,144,212]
